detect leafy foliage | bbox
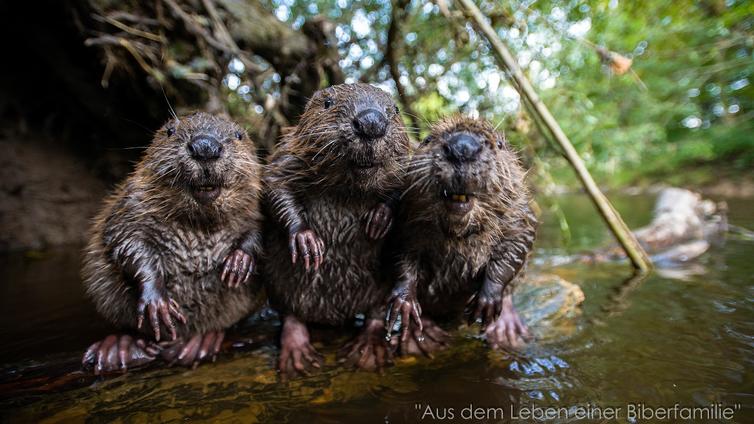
[259,0,753,186]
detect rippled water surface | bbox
[0,193,752,422]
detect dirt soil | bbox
[0,131,106,252]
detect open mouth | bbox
[191,185,221,204]
[443,192,474,214]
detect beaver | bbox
[263,83,410,374]
[81,112,264,373]
[386,115,537,354]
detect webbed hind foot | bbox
[392,317,449,358]
[278,315,322,378]
[82,334,160,375]
[160,330,225,368]
[484,294,530,350]
[338,319,393,372]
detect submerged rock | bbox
[515,273,585,341]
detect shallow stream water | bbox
[0,193,752,422]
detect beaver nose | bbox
[187,136,222,161]
[353,108,388,141]
[445,133,482,162]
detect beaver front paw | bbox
[338,319,393,372]
[289,228,325,271]
[137,292,187,342]
[365,202,393,240]
[483,295,530,350]
[386,286,422,342]
[221,249,254,288]
[82,334,160,375]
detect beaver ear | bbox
[235,130,244,141]
[166,127,175,137]
[320,87,336,109]
[495,133,506,149]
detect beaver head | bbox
[291,83,409,192]
[406,115,527,236]
[139,112,260,218]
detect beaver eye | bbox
[235,131,243,141]
[421,135,433,145]
[394,105,400,115]
[166,127,175,137]
[496,137,504,149]
[323,97,334,109]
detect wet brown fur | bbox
[396,115,536,317]
[82,112,264,337]
[263,83,410,324]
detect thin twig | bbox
[387,0,422,138]
[94,14,165,42]
[85,35,162,80]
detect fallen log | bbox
[586,187,728,266]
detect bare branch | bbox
[387,0,422,137]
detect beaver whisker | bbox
[168,167,183,189]
[407,158,433,167]
[121,146,179,153]
[407,162,433,170]
[401,110,432,126]
[300,130,339,140]
[153,166,181,188]
[233,158,262,170]
[418,174,437,194]
[311,138,340,161]
[297,125,340,137]
[401,172,432,198]
[406,167,432,177]
[407,159,433,170]
[408,157,433,165]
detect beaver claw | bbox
[391,317,449,358]
[137,293,187,342]
[289,229,325,271]
[365,202,393,240]
[466,291,502,327]
[386,287,422,342]
[221,249,254,288]
[159,330,225,368]
[82,334,160,375]
[483,295,530,349]
[338,319,392,372]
